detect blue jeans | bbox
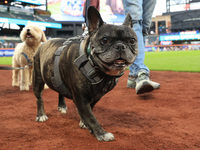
[122,0,156,77]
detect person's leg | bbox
[123,0,160,94]
[122,0,149,78]
[142,0,156,37]
[140,0,160,92]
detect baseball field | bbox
[0,50,200,149]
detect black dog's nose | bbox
[27,29,30,32]
[114,43,126,51]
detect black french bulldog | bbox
[32,6,138,141]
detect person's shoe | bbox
[127,76,136,88]
[135,72,154,94]
[127,75,160,89]
[127,72,160,94]
[148,80,160,89]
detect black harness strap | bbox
[74,54,104,84]
[51,45,72,97]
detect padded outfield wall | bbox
[1,44,200,57]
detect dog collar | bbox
[21,52,32,65]
[87,42,91,56]
[78,36,90,56]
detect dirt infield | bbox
[0,68,200,150]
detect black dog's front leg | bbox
[58,94,67,114]
[32,63,48,122]
[76,101,115,141]
[79,100,98,129]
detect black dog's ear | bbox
[122,13,133,28]
[88,6,104,33]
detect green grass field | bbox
[0,50,200,72]
[0,57,12,65]
[144,50,200,72]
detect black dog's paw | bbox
[79,120,87,129]
[96,132,115,141]
[36,115,48,122]
[58,106,67,114]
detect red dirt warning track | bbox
[0,68,200,150]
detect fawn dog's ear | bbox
[41,31,46,42]
[20,27,26,42]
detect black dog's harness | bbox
[52,36,123,97]
[51,44,72,97]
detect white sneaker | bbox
[127,72,160,94]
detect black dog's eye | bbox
[129,38,136,45]
[101,37,109,45]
